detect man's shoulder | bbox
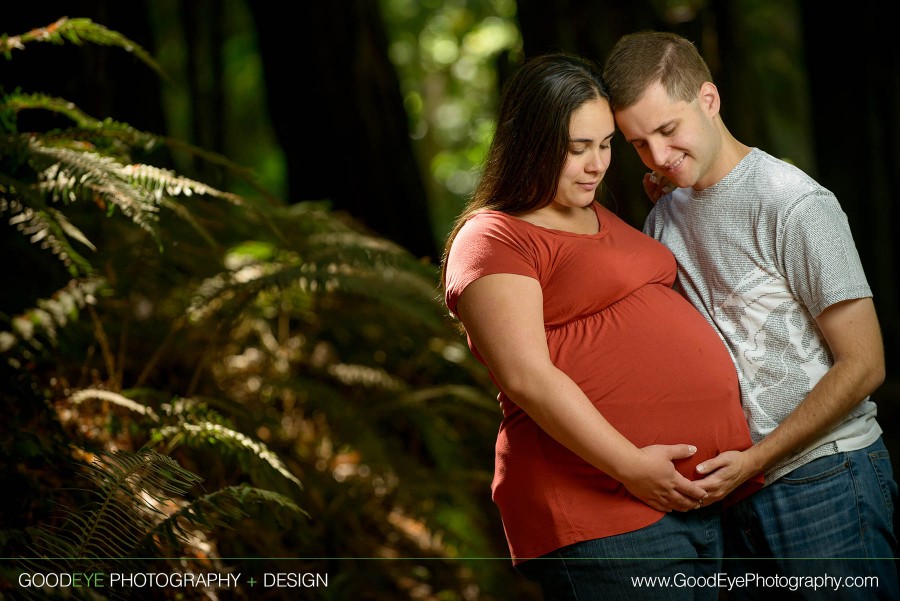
[746,149,835,208]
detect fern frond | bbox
[139,484,307,555]
[186,257,289,322]
[0,276,104,356]
[70,388,160,421]
[25,449,202,564]
[0,194,94,275]
[327,363,407,391]
[0,17,165,78]
[31,143,160,232]
[152,421,303,491]
[28,143,243,239]
[2,93,280,207]
[187,245,444,332]
[123,163,242,204]
[2,92,119,132]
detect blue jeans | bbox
[723,437,899,600]
[516,504,723,601]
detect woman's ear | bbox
[699,81,720,117]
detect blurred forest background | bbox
[1,1,897,600]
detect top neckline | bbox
[478,202,610,239]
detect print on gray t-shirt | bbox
[644,148,882,483]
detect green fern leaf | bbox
[70,388,160,422]
[0,17,166,79]
[153,421,303,491]
[33,143,160,227]
[0,193,94,275]
[138,484,307,555]
[25,449,201,563]
[0,277,104,355]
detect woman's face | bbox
[552,97,615,210]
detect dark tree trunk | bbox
[248,1,437,260]
[182,0,227,183]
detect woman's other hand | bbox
[643,171,676,203]
[620,444,709,512]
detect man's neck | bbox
[695,125,752,190]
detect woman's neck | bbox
[517,202,600,235]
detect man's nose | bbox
[648,140,668,167]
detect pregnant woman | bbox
[441,52,759,601]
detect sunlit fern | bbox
[69,388,305,496]
[187,204,447,332]
[0,17,163,76]
[0,276,104,361]
[20,449,202,576]
[1,16,511,599]
[1,143,222,283]
[16,449,305,599]
[138,484,307,557]
[153,422,304,493]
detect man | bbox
[603,31,898,599]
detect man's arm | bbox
[692,297,885,500]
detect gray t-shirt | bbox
[644,148,881,483]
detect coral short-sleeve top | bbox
[445,202,758,563]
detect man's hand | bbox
[691,450,758,503]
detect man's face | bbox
[614,81,720,191]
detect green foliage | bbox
[154,421,304,492]
[140,483,306,556]
[380,0,523,245]
[33,449,204,562]
[11,449,304,600]
[0,17,164,76]
[1,15,514,601]
[0,277,104,357]
[0,102,241,258]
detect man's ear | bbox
[699,81,720,117]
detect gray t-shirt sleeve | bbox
[780,192,872,317]
[643,205,658,238]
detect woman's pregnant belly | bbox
[532,284,750,479]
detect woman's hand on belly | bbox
[621,444,710,512]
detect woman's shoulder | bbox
[454,209,533,246]
[462,208,521,229]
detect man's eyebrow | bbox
[654,119,677,133]
[624,120,676,144]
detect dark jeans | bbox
[516,504,723,601]
[723,437,899,600]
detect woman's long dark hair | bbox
[440,53,609,289]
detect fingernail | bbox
[697,463,706,474]
[648,172,658,183]
[688,445,697,453]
